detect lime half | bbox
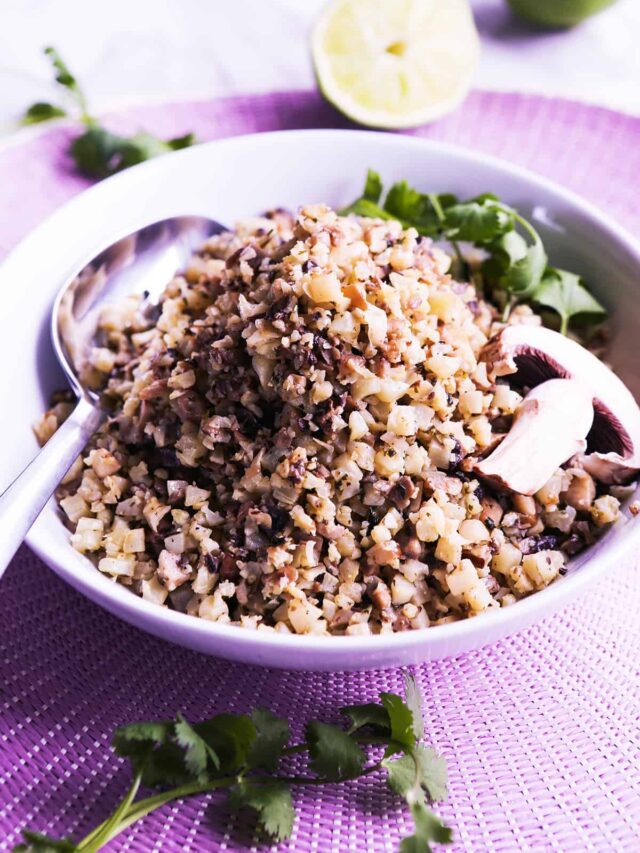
[312,0,480,129]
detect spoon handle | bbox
[0,397,105,576]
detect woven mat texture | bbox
[0,90,639,852]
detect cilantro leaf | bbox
[383,181,427,225]
[174,712,220,779]
[70,126,132,178]
[481,230,528,280]
[443,200,511,244]
[400,801,453,853]
[21,102,67,125]
[364,169,383,203]
[380,692,416,752]
[70,126,197,179]
[385,746,448,803]
[384,753,417,797]
[404,675,424,741]
[415,747,448,802]
[13,831,76,853]
[31,46,196,181]
[341,702,391,734]
[195,713,257,773]
[247,708,289,772]
[342,173,456,235]
[43,46,87,114]
[16,691,451,851]
[306,722,365,781]
[339,197,394,220]
[534,268,606,335]
[384,182,455,236]
[112,720,172,768]
[229,781,295,841]
[500,233,547,298]
[112,718,208,788]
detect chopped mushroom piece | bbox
[481,325,640,484]
[561,468,596,512]
[474,378,594,496]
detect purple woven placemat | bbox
[1,90,639,852]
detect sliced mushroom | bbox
[474,378,594,496]
[480,325,640,484]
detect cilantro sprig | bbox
[14,676,451,853]
[21,47,196,178]
[341,170,606,335]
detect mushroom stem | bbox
[474,378,594,496]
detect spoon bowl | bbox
[0,215,227,575]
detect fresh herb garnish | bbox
[21,47,196,179]
[14,676,451,852]
[341,170,606,335]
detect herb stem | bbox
[76,765,144,852]
[283,733,389,757]
[277,761,383,787]
[506,207,542,246]
[76,777,237,850]
[502,295,517,322]
[75,759,386,852]
[280,743,308,757]
[428,192,466,276]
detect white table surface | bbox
[0,0,639,137]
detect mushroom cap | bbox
[481,325,640,484]
[474,377,594,496]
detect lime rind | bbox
[312,0,480,129]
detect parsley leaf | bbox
[229,781,295,841]
[534,268,606,335]
[21,102,67,125]
[13,832,76,853]
[247,708,290,772]
[306,722,365,781]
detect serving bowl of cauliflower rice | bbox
[3,130,640,670]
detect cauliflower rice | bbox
[38,205,624,636]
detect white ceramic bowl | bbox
[2,129,639,671]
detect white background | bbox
[0,0,639,135]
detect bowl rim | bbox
[8,127,640,660]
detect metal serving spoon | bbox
[0,215,226,576]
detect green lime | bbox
[312,0,480,129]
[507,0,618,28]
